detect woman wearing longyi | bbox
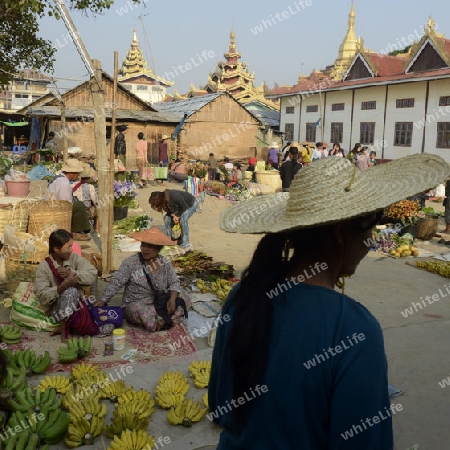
[209,154,449,449]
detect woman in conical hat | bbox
[209,154,449,449]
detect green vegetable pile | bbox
[112,215,151,235]
[421,207,443,217]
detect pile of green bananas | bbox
[167,398,207,427]
[154,371,190,409]
[9,384,62,413]
[0,366,26,399]
[0,324,22,344]
[64,393,106,448]
[58,337,92,363]
[107,429,156,450]
[105,392,155,438]
[196,278,234,303]
[188,360,211,388]
[416,260,450,278]
[5,349,51,377]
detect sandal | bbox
[438,238,446,244]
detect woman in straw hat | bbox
[209,154,449,449]
[98,227,190,332]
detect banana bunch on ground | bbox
[117,387,155,418]
[64,409,105,447]
[196,278,234,303]
[0,366,26,398]
[36,374,71,394]
[154,371,190,409]
[99,379,127,402]
[9,384,62,413]
[107,429,156,450]
[167,398,207,427]
[71,362,104,381]
[202,391,209,410]
[5,402,70,447]
[7,349,51,376]
[188,360,211,388]
[58,337,92,363]
[74,372,109,391]
[0,324,22,344]
[416,260,450,278]
[105,400,153,438]
[65,390,107,421]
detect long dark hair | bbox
[49,229,72,254]
[149,191,166,212]
[226,212,383,428]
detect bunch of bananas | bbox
[65,412,105,447]
[38,408,71,445]
[188,360,211,388]
[167,398,207,427]
[416,260,450,278]
[105,400,154,438]
[36,374,71,394]
[196,278,234,303]
[65,391,107,421]
[58,337,92,363]
[154,371,189,409]
[118,387,153,407]
[107,429,156,450]
[74,372,109,391]
[7,349,51,376]
[71,362,104,381]
[9,384,62,413]
[99,379,127,402]
[0,366,26,398]
[0,324,22,344]
[202,391,209,409]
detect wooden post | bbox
[107,51,119,272]
[61,103,68,163]
[90,59,109,273]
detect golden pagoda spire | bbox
[230,29,236,51]
[132,29,138,47]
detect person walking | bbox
[135,132,148,187]
[211,154,448,449]
[280,146,302,192]
[149,190,197,252]
[114,125,128,167]
[356,146,371,171]
[207,153,218,181]
[266,142,280,169]
[157,135,170,185]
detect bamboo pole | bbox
[107,51,118,273]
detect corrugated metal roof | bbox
[153,92,223,119]
[26,106,180,123]
[249,109,280,127]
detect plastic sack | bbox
[171,223,182,240]
[5,168,29,181]
[11,282,58,331]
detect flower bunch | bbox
[384,199,421,224]
[188,162,208,179]
[113,180,137,207]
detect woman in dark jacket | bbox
[280,147,302,192]
[149,190,197,251]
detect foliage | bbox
[0,156,13,176]
[0,0,141,88]
[421,206,443,217]
[112,215,151,234]
[187,162,208,179]
[113,180,137,207]
[226,186,252,202]
[388,45,412,56]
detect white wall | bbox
[279,96,301,142]
[323,90,353,150]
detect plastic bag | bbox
[5,168,29,181]
[171,223,182,240]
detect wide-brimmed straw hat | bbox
[161,135,170,141]
[220,154,449,234]
[130,227,176,246]
[270,142,279,148]
[61,159,84,173]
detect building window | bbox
[122,84,132,90]
[361,101,376,110]
[284,123,294,141]
[439,96,450,106]
[437,122,450,148]
[396,98,415,108]
[14,94,29,99]
[137,85,148,91]
[330,123,343,143]
[394,122,413,146]
[306,123,316,142]
[360,122,375,144]
[152,86,163,92]
[306,105,319,113]
[331,103,345,111]
[285,106,295,114]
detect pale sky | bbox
[38,0,450,95]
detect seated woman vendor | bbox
[97,227,190,332]
[34,229,107,342]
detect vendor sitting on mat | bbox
[34,229,112,342]
[97,227,190,332]
[45,159,92,241]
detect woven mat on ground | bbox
[4,322,196,373]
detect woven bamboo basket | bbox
[28,200,72,237]
[255,171,282,192]
[4,245,48,296]
[0,201,30,235]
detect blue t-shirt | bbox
[209,283,393,449]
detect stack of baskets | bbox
[0,201,30,236]
[255,171,282,193]
[27,199,72,237]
